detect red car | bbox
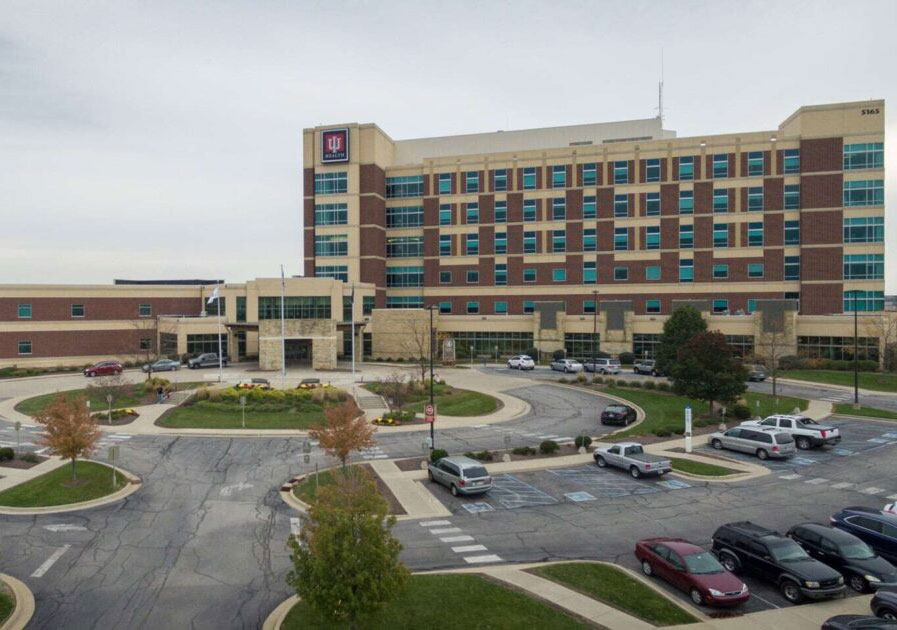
[635,537,749,607]
[84,361,123,377]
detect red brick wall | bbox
[802,247,843,281]
[801,138,842,173]
[802,173,842,209]
[801,283,843,315]
[801,210,842,245]
[0,297,200,321]
[1,329,151,359]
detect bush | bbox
[558,377,569,384]
[672,427,685,435]
[0,447,13,461]
[656,382,671,392]
[539,440,559,455]
[629,380,644,388]
[311,389,326,404]
[20,452,39,463]
[643,380,656,390]
[430,448,448,463]
[654,429,671,437]
[777,355,802,370]
[615,379,629,387]
[469,450,494,462]
[592,376,604,384]
[512,446,536,456]
[208,389,222,402]
[618,352,634,365]
[575,373,587,383]
[731,403,751,420]
[574,435,593,448]
[552,349,566,361]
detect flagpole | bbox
[280,265,286,390]
[216,282,223,383]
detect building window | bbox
[713,188,729,212]
[466,301,479,314]
[614,194,629,217]
[748,263,764,278]
[844,143,884,170]
[17,340,32,355]
[439,204,452,225]
[784,184,800,210]
[439,270,452,284]
[748,221,764,246]
[713,223,728,248]
[785,291,800,312]
[523,199,537,221]
[136,303,152,317]
[465,171,479,193]
[71,304,85,318]
[679,259,694,282]
[552,198,566,220]
[713,299,729,314]
[315,265,348,282]
[343,296,352,323]
[494,232,507,254]
[614,160,629,184]
[844,180,884,207]
[583,300,596,314]
[844,254,884,280]
[494,201,507,223]
[523,167,536,190]
[646,299,661,314]
[523,231,536,254]
[523,301,535,314]
[452,331,535,357]
[645,158,661,182]
[314,202,348,225]
[645,192,660,216]
[564,332,601,357]
[552,230,566,253]
[784,220,800,245]
[844,290,885,312]
[438,173,451,195]
[614,227,628,251]
[713,154,729,178]
[798,335,879,361]
[235,297,246,322]
[439,235,452,256]
[314,171,347,195]
[552,268,567,282]
[747,299,756,314]
[17,304,31,319]
[713,264,729,279]
[494,169,508,192]
[844,217,884,243]
[139,338,152,351]
[386,175,424,198]
[645,225,660,250]
[386,266,424,288]
[385,236,423,258]
[645,266,661,281]
[583,261,597,284]
[495,263,507,286]
[363,296,375,316]
[747,151,764,176]
[583,228,597,252]
[494,301,508,315]
[783,148,800,174]
[679,224,694,249]
[583,195,597,219]
[613,266,629,281]
[466,203,479,224]
[466,270,479,284]
[258,296,330,319]
[725,335,755,357]
[678,156,694,180]
[678,190,694,214]
[552,165,566,188]
[523,268,536,283]
[747,186,763,211]
[784,255,800,281]
[582,163,598,186]
[439,301,452,314]
[315,234,348,257]
[465,233,479,256]
[386,205,424,227]
[386,296,424,309]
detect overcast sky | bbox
[1,0,894,291]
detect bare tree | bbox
[309,401,376,468]
[403,317,432,383]
[88,373,130,408]
[130,318,159,378]
[36,395,102,481]
[378,371,409,411]
[755,326,790,398]
[863,313,897,372]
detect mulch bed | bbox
[95,414,139,426]
[0,455,48,470]
[358,463,407,516]
[629,422,733,445]
[395,443,594,471]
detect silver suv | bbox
[427,456,492,497]
[709,426,796,460]
[586,358,621,374]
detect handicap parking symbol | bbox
[832,448,853,457]
[462,502,494,514]
[792,457,817,466]
[881,433,897,439]
[657,479,691,490]
[564,491,597,502]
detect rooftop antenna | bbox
[656,49,664,123]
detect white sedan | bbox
[507,355,535,370]
[550,359,584,373]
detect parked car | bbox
[823,615,897,629]
[507,355,535,370]
[711,521,845,603]
[709,426,796,460]
[584,357,621,374]
[550,358,583,373]
[635,537,749,607]
[600,404,637,426]
[740,414,841,450]
[872,585,897,620]
[84,361,123,377]
[141,359,180,373]
[745,364,768,382]
[594,442,671,479]
[427,456,492,497]
[633,359,661,376]
[832,507,897,564]
[787,522,897,592]
[236,378,270,390]
[186,353,228,369]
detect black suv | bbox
[711,521,846,603]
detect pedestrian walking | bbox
[156,385,164,404]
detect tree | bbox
[309,401,376,468]
[655,306,708,375]
[378,371,409,412]
[287,468,408,627]
[130,317,159,378]
[670,332,747,414]
[404,316,433,383]
[88,372,130,408]
[864,313,897,372]
[35,395,102,481]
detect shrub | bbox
[575,373,587,384]
[778,355,802,371]
[0,447,13,461]
[574,435,592,448]
[654,429,671,437]
[325,389,341,402]
[591,376,604,384]
[20,452,39,463]
[512,446,536,456]
[430,448,448,463]
[618,352,634,365]
[643,380,656,390]
[539,440,559,455]
[558,377,569,384]
[207,389,222,402]
[629,380,644,388]
[311,389,326,404]
[672,427,685,435]
[469,450,494,462]
[616,379,629,387]
[552,349,566,361]
[656,382,671,392]
[731,403,751,420]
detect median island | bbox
[0,461,126,508]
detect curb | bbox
[777,377,897,398]
[544,382,648,435]
[261,594,299,630]
[279,473,314,515]
[0,574,35,630]
[0,460,141,516]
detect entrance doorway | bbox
[284,339,312,365]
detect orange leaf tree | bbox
[35,395,102,481]
[309,401,376,468]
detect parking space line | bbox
[748,591,782,609]
[440,535,474,543]
[452,544,487,553]
[831,482,855,489]
[779,474,803,480]
[463,554,503,564]
[31,545,71,578]
[420,520,451,527]
[429,527,461,535]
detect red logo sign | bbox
[424,403,436,423]
[321,128,349,163]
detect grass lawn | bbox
[0,590,12,626]
[834,404,897,421]
[670,457,739,477]
[0,461,127,507]
[157,401,327,430]
[532,563,698,626]
[292,469,335,504]
[281,574,589,629]
[781,370,897,393]
[15,382,202,417]
[365,382,500,417]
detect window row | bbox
[15,303,153,319]
[258,296,331,320]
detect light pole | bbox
[592,290,599,371]
[426,305,436,449]
[847,290,860,406]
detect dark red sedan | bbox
[635,537,750,607]
[83,361,123,377]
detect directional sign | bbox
[424,403,436,423]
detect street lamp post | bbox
[592,290,599,371]
[848,290,860,407]
[427,305,436,449]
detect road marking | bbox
[868,438,890,444]
[420,520,451,527]
[831,482,855,489]
[779,474,803,480]
[537,435,559,440]
[31,545,71,578]
[440,535,474,543]
[461,503,494,514]
[749,591,782,609]
[289,517,301,538]
[429,527,461,535]
[452,544,487,553]
[887,494,897,500]
[219,482,254,497]
[564,491,596,502]
[473,424,488,429]
[43,524,87,533]
[860,487,886,495]
[805,478,829,485]
[463,554,503,564]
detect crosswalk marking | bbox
[420,520,451,527]
[831,482,855,489]
[779,474,803,480]
[860,487,886,495]
[463,554,503,564]
[440,535,474,543]
[452,544,487,553]
[429,527,461,535]
[887,494,897,501]
[805,478,829,485]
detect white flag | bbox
[207,285,220,305]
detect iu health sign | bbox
[321,128,349,163]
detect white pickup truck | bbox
[593,442,672,479]
[739,414,841,450]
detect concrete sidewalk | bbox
[777,376,897,398]
[0,456,66,492]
